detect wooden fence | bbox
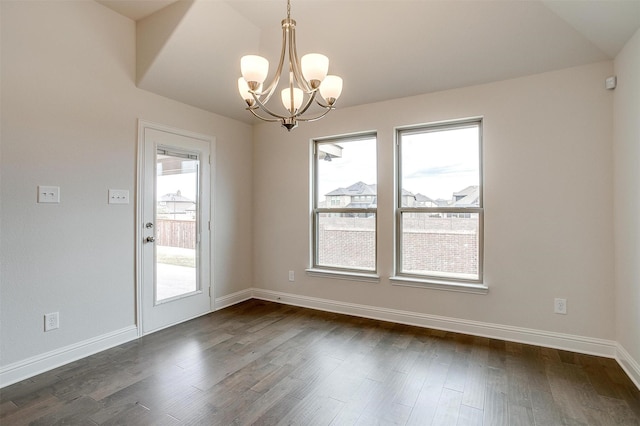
[156,219,196,249]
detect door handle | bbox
[145,236,156,243]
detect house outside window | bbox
[396,119,483,283]
[312,134,377,273]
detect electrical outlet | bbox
[288,270,295,282]
[554,298,567,315]
[44,312,59,331]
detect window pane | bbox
[400,125,479,207]
[317,138,377,209]
[317,212,376,271]
[397,120,483,283]
[314,135,377,272]
[401,212,479,280]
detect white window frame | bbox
[308,133,379,281]
[392,118,487,293]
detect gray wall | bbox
[253,61,615,340]
[614,28,640,382]
[0,1,253,368]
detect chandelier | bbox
[237,0,343,131]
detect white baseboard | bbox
[214,288,253,311]
[3,291,637,391]
[0,287,254,389]
[616,343,640,389]
[252,289,618,359]
[0,325,138,388]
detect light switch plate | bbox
[108,189,129,204]
[38,186,60,203]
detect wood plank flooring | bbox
[1,299,639,425]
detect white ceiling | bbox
[97,0,640,124]
[96,0,178,21]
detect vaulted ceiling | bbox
[96,0,640,124]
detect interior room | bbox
[1,0,639,423]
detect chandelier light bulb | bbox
[281,87,304,112]
[319,75,343,105]
[301,53,329,88]
[241,55,269,87]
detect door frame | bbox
[136,120,215,337]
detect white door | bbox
[138,122,212,335]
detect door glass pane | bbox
[155,150,199,302]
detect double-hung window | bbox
[396,119,483,284]
[311,134,377,274]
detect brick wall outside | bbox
[318,216,478,275]
[157,216,479,275]
[401,229,478,275]
[317,216,376,269]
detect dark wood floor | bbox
[1,299,639,425]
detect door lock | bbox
[145,222,154,229]
[145,236,156,243]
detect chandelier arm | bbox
[314,98,336,109]
[258,73,281,106]
[250,91,291,121]
[247,107,282,123]
[259,22,289,105]
[292,88,319,117]
[294,107,333,123]
[288,25,313,92]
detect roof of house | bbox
[414,193,434,203]
[453,186,479,197]
[454,193,479,207]
[452,186,480,207]
[325,182,477,207]
[158,191,194,203]
[326,181,377,197]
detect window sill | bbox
[305,268,380,283]
[389,276,489,294]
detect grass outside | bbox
[156,245,196,268]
